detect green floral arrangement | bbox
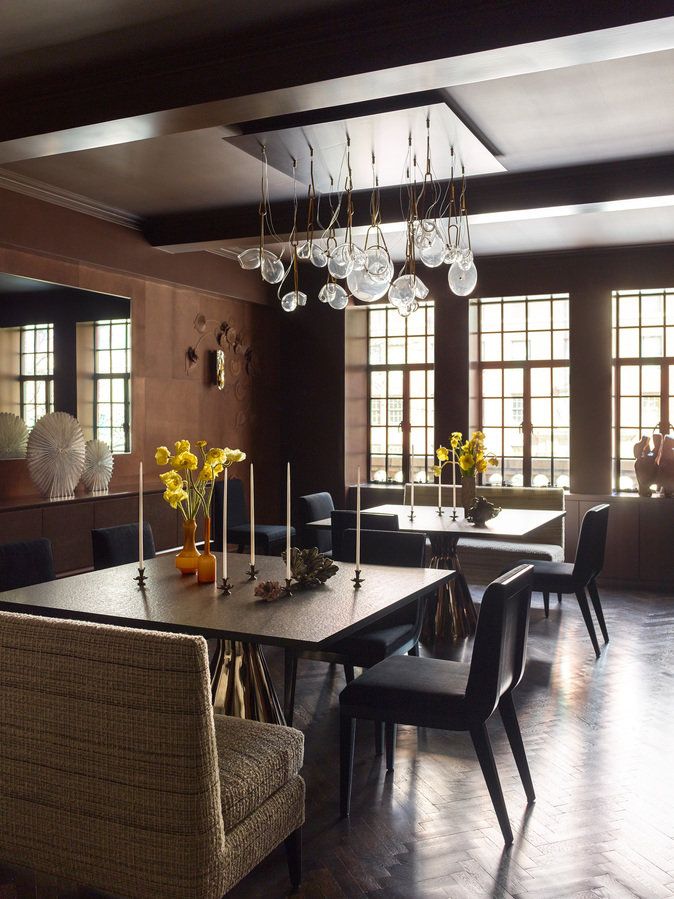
[155,439,246,519]
[433,430,498,480]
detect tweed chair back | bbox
[0,611,227,899]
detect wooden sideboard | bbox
[0,487,182,575]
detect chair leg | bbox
[284,825,302,887]
[343,663,356,683]
[498,693,535,804]
[408,643,419,656]
[557,592,562,604]
[339,712,356,817]
[543,591,550,618]
[374,721,384,756]
[469,723,514,846]
[385,722,396,771]
[283,650,298,726]
[587,578,609,643]
[575,588,601,658]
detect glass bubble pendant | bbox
[280,290,307,312]
[310,244,327,268]
[296,242,311,260]
[260,252,285,284]
[237,247,261,270]
[327,243,353,279]
[448,260,478,296]
[419,238,446,268]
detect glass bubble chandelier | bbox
[236,117,478,314]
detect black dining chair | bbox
[330,509,400,562]
[339,564,535,846]
[91,522,156,570]
[211,478,294,555]
[512,503,609,658]
[297,491,334,555]
[0,537,56,591]
[283,528,428,727]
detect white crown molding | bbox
[0,168,139,229]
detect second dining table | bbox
[311,503,566,640]
[0,550,453,725]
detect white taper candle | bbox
[356,466,361,570]
[286,462,291,580]
[250,463,255,566]
[138,461,144,568]
[222,467,228,579]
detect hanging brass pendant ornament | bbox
[279,158,307,312]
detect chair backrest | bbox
[91,522,156,570]
[330,509,399,561]
[341,528,427,568]
[572,503,610,584]
[298,491,334,553]
[0,537,55,590]
[211,477,249,547]
[0,610,226,899]
[465,564,533,720]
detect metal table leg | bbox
[211,639,286,724]
[423,534,478,640]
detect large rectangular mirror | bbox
[0,273,131,458]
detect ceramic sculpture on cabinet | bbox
[0,412,29,459]
[81,439,114,493]
[26,412,85,499]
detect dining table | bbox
[310,503,566,640]
[0,551,453,725]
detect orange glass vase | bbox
[175,518,200,575]
[197,516,216,583]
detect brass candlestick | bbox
[282,578,293,597]
[352,569,364,589]
[247,563,258,581]
[219,577,233,595]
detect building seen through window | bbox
[472,294,570,488]
[612,288,674,492]
[368,302,434,484]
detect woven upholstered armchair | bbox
[0,611,305,898]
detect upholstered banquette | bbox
[0,611,305,898]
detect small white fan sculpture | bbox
[26,412,85,499]
[81,439,114,493]
[0,412,29,458]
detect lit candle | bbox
[222,467,228,579]
[356,466,361,570]
[286,462,291,580]
[250,463,255,567]
[138,460,144,568]
[410,446,415,513]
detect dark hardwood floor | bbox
[1,584,673,898]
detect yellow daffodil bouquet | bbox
[155,439,246,520]
[433,430,499,481]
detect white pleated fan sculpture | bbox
[26,412,85,499]
[0,412,29,458]
[81,439,114,493]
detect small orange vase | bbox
[176,518,200,575]
[197,516,216,584]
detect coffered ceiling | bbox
[0,1,673,263]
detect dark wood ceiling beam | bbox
[0,2,670,157]
[142,153,674,249]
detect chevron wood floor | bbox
[1,585,673,898]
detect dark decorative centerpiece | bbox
[465,496,501,527]
[254,548,338,601]
[285,546,339,588]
